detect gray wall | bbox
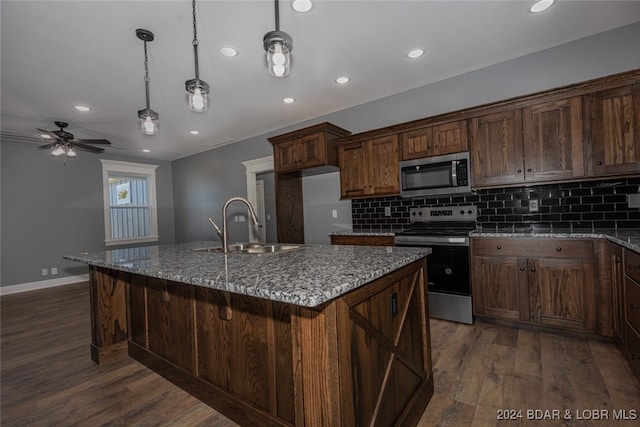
[0,140,175,286]
[303,172,352,244]
[257,171,277,244]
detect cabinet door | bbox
[590,84,640,176]
[432,120,468,156]
[298,133,327,169]
[471,255,528,321]
[273,140,299,172]
[339,141,369,198]
[528,257,596,333]
[369,135,400,196]
[470,109,524,186]
[400,127,433,160]
[523,97,585,182]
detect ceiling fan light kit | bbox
[186,0,209,112]
[264,0,292,78]
[136,28,159,136]
[35,121,111,159]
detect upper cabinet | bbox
[400,120,468,160]
[471,96,585,187]
[587,83,640,176]
[338,135,400,199]
[269,122,351,174]
[470,109,524,187]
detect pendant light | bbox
[263,0,292,78]
[136,29,159,136]
[185,0,209,112]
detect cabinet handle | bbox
[632,354,640,361]
[530,267,536,272]
[527,168,532,172]
[630,304,640,310]
[496,245,502,250]
[390,292,398,317]
[629,264,640,270]
[556,247,562,252]
[519,267,525,272]
[616,257,622,264]
[517,169,522,174]
[596,161,603,166]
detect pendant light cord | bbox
[274,0,280,31]
[143,40,151,110]
[192,0,200,80]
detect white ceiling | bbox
[2,1,640,161]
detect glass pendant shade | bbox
[66,146,77,157]
[51,143,65,157]
[263,30,292,78]
[138,108,159,136]
[186,79,209,112]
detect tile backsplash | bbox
[351,177,640,233]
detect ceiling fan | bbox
[36,121,111,157]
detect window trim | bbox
[100,159,159,246]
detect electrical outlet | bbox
[628,194,640,208]
[384,206,391,217]
[51,267,58,275]
[529,199,540,212]
[331,209,338,218]
[41,268,48,276]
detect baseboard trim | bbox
[0,275,89,296]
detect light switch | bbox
[384,206,391,217]
[332,209,338,218]
[628,194,640,208]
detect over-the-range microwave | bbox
[399,152,472,198]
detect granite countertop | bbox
[470,228,640,253]
[64,242,430,308]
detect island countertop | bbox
[64,242,430,308]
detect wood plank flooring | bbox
[2,282,639,426]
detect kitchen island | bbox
[64,242,433,427]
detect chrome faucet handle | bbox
[207,217,223,241]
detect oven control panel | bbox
[409,206,477,223]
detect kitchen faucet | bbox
[209,197,261,253]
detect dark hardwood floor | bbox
[2,282,639,426]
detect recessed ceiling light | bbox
[190,130,200,135]
[283,97,295,104]
[407,49,424,59]
[529,0,554,13]
[292,0,313,13]
[73,105,92,112]
[142,149,151,153]
[219,47,238,57]
[336,76,350,84]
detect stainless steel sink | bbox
[192,243,301,254]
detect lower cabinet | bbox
[624,249,640,381]
[471,238,599,334]
[330,234,395,246]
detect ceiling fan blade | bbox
[37,143,56,150]
[73,143,105,153]
[73,138,111,145]
[36,128,60,141]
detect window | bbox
[100,160,159,246]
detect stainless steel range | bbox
[395,206,477,324]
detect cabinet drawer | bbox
[472,238,594,259]
[626,275,640,333]
[625,249,640,283]
[625,323,640,379]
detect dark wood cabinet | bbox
[522,96,585,182]
[338,135,399,198]
[400,120,468,160]
[471,97,585,187]
[624,249,640,381]
[472,238,599,334]
[330,234,395,246]
[588,83,640,176]
[598,241,623,343]
[270,122,351,174]
[470,109,524,187]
